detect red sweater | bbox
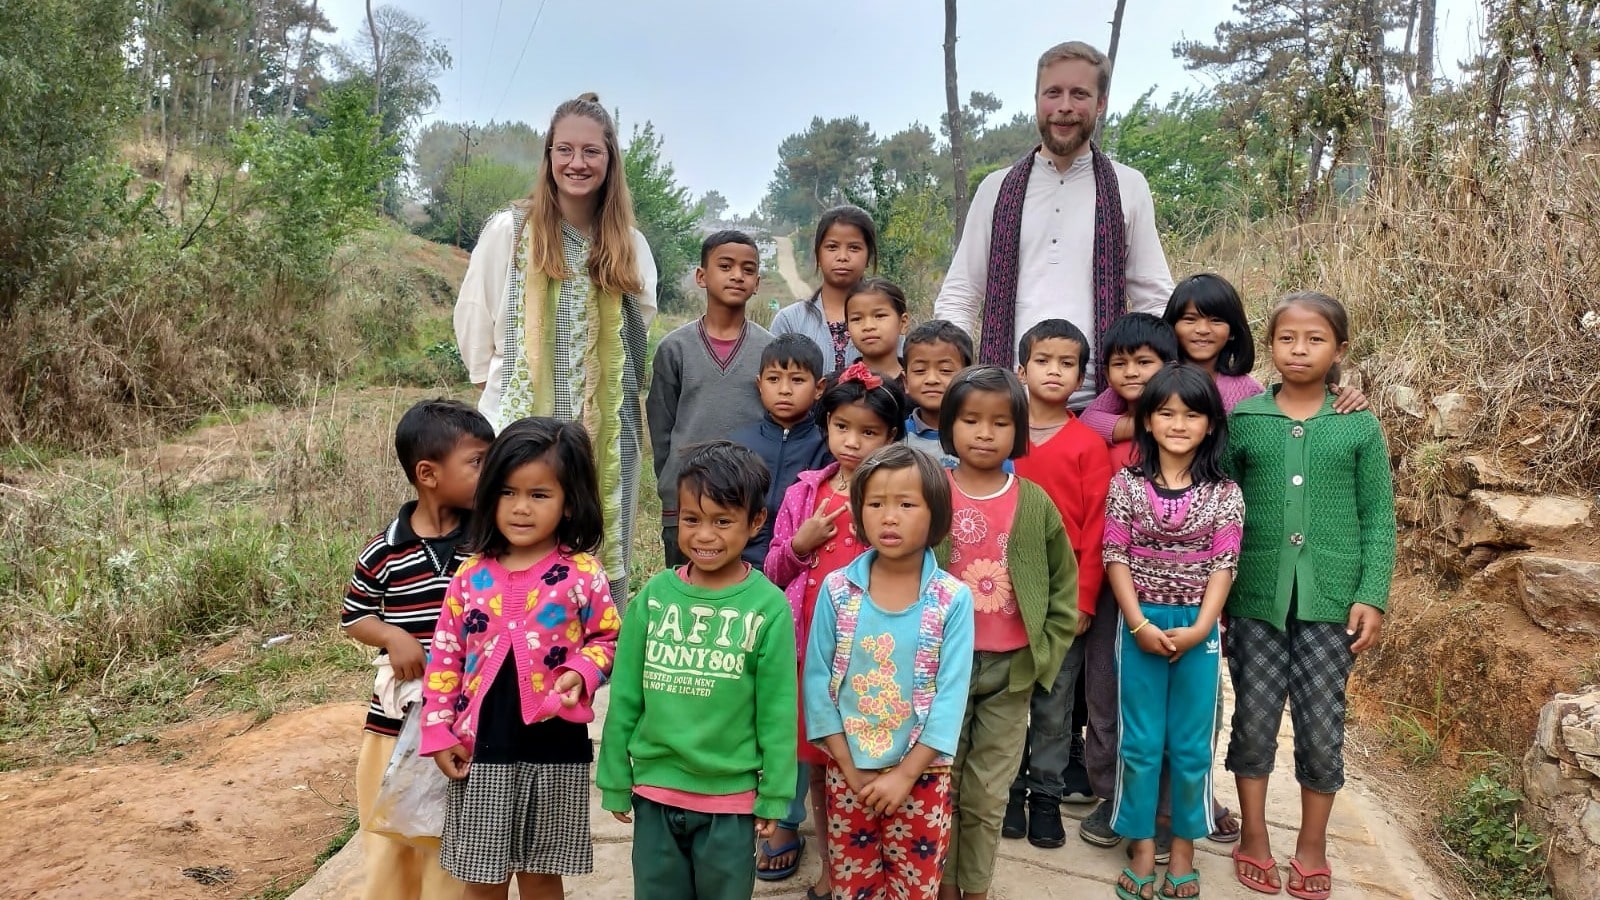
[1015,415,1112,616]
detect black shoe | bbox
[1002,794,1027,839]
[1078,799,1121,847]
[1027,797,1066,848]
[1061,760,1094,805]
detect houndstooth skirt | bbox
[439,761,593,883]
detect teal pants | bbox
[630,795,755,900]
[1112,603,1220,842]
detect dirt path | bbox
[1,703,364,899]
[292,686,1447,900]
[773,232,812,301]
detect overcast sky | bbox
[322,0,1488,213]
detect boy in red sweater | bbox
[1002,319,1112,848]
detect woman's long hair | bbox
[520,93,644,296]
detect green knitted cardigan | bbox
[936,476,1078,692]
[1223,388,1397,630]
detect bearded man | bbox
[934,40,1174,406]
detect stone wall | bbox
[1524,688,1600,900]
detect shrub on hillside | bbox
[0,85,407,450]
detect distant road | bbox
[773,232,813,301]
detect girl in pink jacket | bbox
[419,417,620,896]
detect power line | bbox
[482,0,506,88]
[490,0,550,124]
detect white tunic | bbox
[934,150,1174,404]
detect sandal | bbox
[1209,806,1241,844]
[1161,870,1201,899]
[805,889,829,900]
[1115,867,1159,900]
[1231,847,1282,895]
[754,835,804,882]
[1285,857,1332,900]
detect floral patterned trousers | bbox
[823,761,952,900]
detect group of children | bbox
[340,207,1395,900]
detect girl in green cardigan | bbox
[1223,293,1395,900]
[934,366,1077,900]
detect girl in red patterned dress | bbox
[766,363,908,899]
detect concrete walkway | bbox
[293,686,1443,899]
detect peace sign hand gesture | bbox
[792,501,849,557]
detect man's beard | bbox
[1038,117,1094,158]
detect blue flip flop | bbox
[1116,867,1158,900]
[754,834,805,882]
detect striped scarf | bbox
[976,144,1127,370]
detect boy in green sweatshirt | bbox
[597,441,798,900]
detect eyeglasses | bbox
[551,145,607,163]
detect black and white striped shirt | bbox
[341,502,471,735]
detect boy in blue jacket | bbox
[731,333,829,570]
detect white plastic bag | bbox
[368,703,449,839]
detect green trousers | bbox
[630,795,755,900]
[947,649,1031,893]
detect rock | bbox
[1526,751,1594,806]
[1429,391,1481,437]
[1530,688,1600,900]
[1516,556,1600,636]
[1442,453,1532,496]
[1457,491,1594,549]
[1584,801,1600,846]
[1464,546,1500,570]
[1384,384,1426,419]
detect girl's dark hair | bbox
[904,319,974,366]
[1164,273,1255,377]
[1268,291,1350,385]
[938,365,1030,459]
[816,369,908,441]
[812,205,879,273]
[1131,364,1229,485]
[850,444,953,547]
[845,276,908,316]
[466,417,604,558]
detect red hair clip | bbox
[838,362,883,390]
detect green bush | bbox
[1438,766,1552,899]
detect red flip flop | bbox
[1232,846,1283,895]
[1286,857,1332,900]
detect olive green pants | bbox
[946,650,1031,893]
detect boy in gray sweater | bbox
[647,230,774,566]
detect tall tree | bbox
[944,0,970,240]
[1407,0,1436,99]
[330,5,450,150]
[1098,0,1129,140]
[763,116,877,229]
[624,122,702,312]
[0,0,138,317]
[1362,0,1389,184]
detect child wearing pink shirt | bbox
[419,417,620,898]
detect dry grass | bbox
[0,225,466,454]
[1175,140,1600,493]
[0,386,444,765]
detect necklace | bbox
[832,471,850,494]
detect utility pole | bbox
[455,123,477,247]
